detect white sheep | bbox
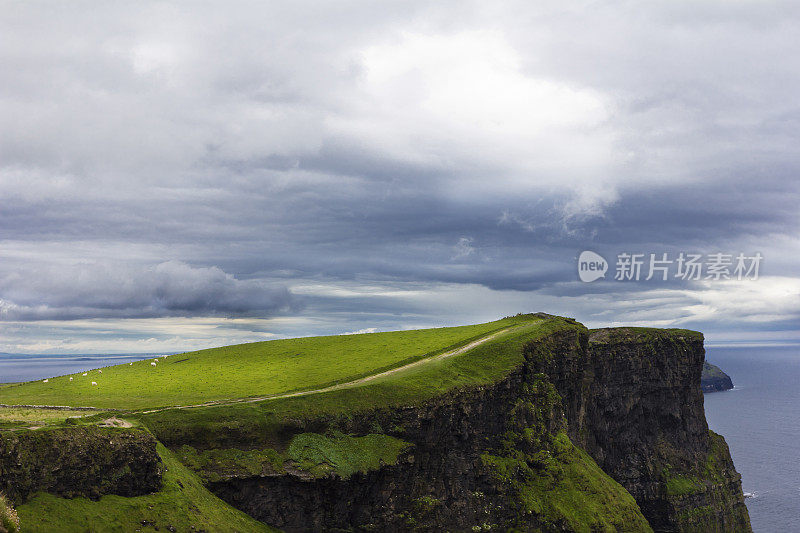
[98,369,102,373]
[129,362,133,365]
[69,377,73,381]
[82,373,88,376]
[91,381,97,386]
[43,379,49,383]
[151,361,157,367]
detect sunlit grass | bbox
[0,407,98,428]
[0,317,530,410]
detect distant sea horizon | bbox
[0,353,173,383]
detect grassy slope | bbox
[0,319,523,410]
[138,318,556,447]
[16,443,275,533]
[0,407,100,429]
[702,361,729,380]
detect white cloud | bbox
[337,30,616,201]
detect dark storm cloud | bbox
[0,261,296,320]
[0,1,799,350]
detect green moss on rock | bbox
[481,376,652,532]
[15,444,275,533]
[0,426,162,503]
[288,432,411,479]
[176,431,412,482]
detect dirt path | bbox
[136,327,513,415]
[0,328,514,417]
[99,417,133,428]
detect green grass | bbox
[664,474,702,497]
[482,433,653,532]
[137,318,563,448]
[0,318,531,410]
[478,370,652,532]
[176,432,412,482]
[589,326,704,344]
[0,491,20,533]
[15,443,276,533]
[0,407,100,429]
[702,362,728,380]
[286,432,411,478]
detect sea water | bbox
[704,345,800,532]
[0,353,159,384]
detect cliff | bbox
[158,317,750,532]
[191,319,651,532]
[701,362,734,393]
[0,316,751,532]
[531,327,750,532]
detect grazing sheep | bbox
[69,377,73,381]
[42,379,48,383]
[130,362,133,365]
[151,361,157,367]
[82,373,87,376]
[98,369,102,373]
[91,381,97,386]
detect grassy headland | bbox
[0,317,533,410]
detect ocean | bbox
[0,353,160,384]
[0,346,793,530]
[704,345,800,532]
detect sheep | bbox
[98,369,102,373]
[43,379,49,383]
[129,362,133,365]
[82,373,88,376]
[151,361,157,367]
[91,381,97,386]
[69,377,73,381]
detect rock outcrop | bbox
[0,425,162,503]
[701,362,734,392]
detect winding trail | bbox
[135,327,513,415]
[0,327,514,418]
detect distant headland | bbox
[702,361,734,392]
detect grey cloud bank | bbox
[1,1,798,352]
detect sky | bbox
[1,1,798,353]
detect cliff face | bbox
[207,322,650,532]
[190,319,750,532]
[530,327,750,532]
[0,425,162,504]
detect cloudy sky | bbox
[1,1,798,353]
